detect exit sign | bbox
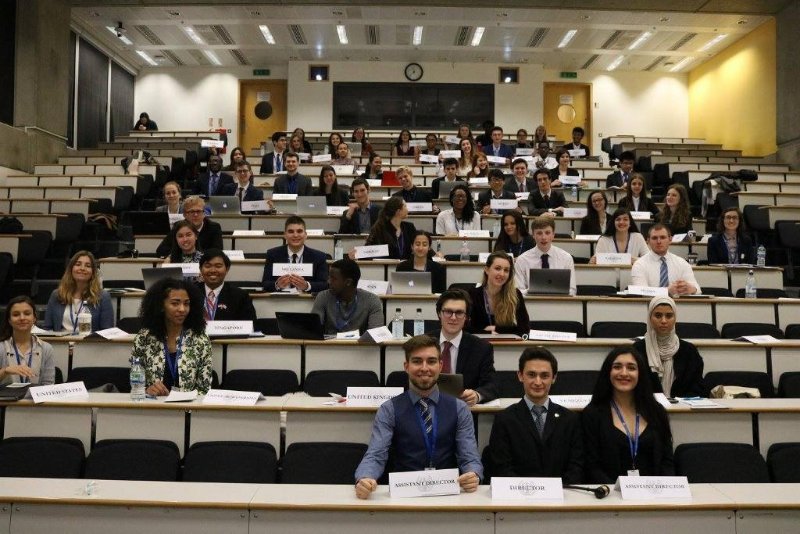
[560,72,578,79]
[253,69,270,76]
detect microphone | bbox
[563,484,610,499]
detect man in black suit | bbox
[430,158,465,199]
[272,152,313,196]
[261,215,329,293]
[197,249,257,322]
[528,168,568,217]
[425,289,498,405]
[488,347,584,484]
[391,165,433,204]
[221,161,273,214]
[563,126,591,158]
[259,131,287,175]
[606,150,635,188]
[339,178,380,234]
[503,158,535,195]
[478,169,519,215]
[195,154,233,197]
[155,196,223,257]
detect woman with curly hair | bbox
[43,250,114,333]
[131,277,212,395]
[435,183,480,235]
[658,184,692,235]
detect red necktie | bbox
[441,341,453,373]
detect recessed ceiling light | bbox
[183,26,204,45]
[136,50,158,66]
[558,30,577,49]
[699,34,727,52]
[259,25,276,44]
[203,50,222,66]
[336,25,348,45]
[413,26,423,46]
[628,31,652,50]
[607,55,625,71]
[471,27,485,47]
[670,57,693,72]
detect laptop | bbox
[142,266,184,290]
[207,195,241,215]
[126,211,170,235]
[389,271,432,295]
[527,268,571,295]
[437,180,460,199]
[275,311,329,340]
[380,170,400,186]
[296,196,328,215]
[0,384,31,401]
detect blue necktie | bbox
[532,404,546,437]
[659,257,669,287]
[275,154,282,172]
[209,174,218,195]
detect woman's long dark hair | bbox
[395,129,412,148]
[169,220,200,263]
[584,191,609,229]
[367,196,405,248]
[493,211,529,252]
[317,165,341,197]
[602,208,640,237]
[0,295,36,341]
[449,183,476,224]
[138,277,205,338]
[589,345,672,440]
[659,184,691,231]
[364,152,381,177]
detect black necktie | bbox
[541,254,550,269]
[291,253,298,264]
[544,194,550,208]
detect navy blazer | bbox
[485,143,515,161]
[259,151,285,175]
[261,245,329,293]
[195,283,257,322]
[707,233,755,264]
[528,189,568,216]
[273,173,314,196]
[220,183,265,203]
[425,329,498,403]
[606,171,633,188]
[503,177,535,195]
[392,187,433,203]
[43,290,115,332]
[339,204,381,234]
[195,171,234,197]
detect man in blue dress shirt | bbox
[354,335,483,499]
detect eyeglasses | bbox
[235,169,250,174]
[724,215,740,220]
[440,309,467,319]
[185,209,204,215]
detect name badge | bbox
[357,279,390,295]
[490,199,518,210]
[491,477,564,502]
[419,154,439,164]
[626,285,669,297]
[389,468,460,498]
[470,177,489,185]
[271,193,298,201]
[332,164,355,175]
[631,211,652,220]
[568,148,586,158]
[560,175,580,186]
[486,155,508,165]
[223,249,245,260]
[205,320,253,336]
[327,206,348,216]
[202,389,262,406]
[515,148,534,156]
[409,139,427,147]
[514,192,530,201]
[527,330,577,342]
[305,229,325,236]
[444,135,460,144]
[562,208,588,218]
[345,386,404,407]
[180,263,200,277]
[168,213,184,226]
[312,154,332,163]
[30,381,88,404]
[406,202,433,213]
[596,252,632,265]
[440,150,461,158]
[201,139,225,148]
[615,476,691,501]
[359,326,394,344]
[355,244,390,259]
[94,327,130,340]
[232,230,265,236]
[272,263,314,276]
[241,200,269,212]
[479,252,511,263]
[459,229,490,238]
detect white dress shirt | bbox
[435,209,481,235]
[514,245,577,296]
[533,155,558,170]
[630,251,701,293]
[438,330,463,372]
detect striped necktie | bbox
[659,257,669,287]
[419,398,433,438]
[532,404,546,437]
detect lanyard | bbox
[163,331,185,384]
[69,300,85,334]
[453,214,464,232]
[396,231,405,257]
[11,340,33,383]
[334,295,359,331]
[414,398,438,468]
[614,234,631,253]
[482,288,494,326]
[611,400,640,469]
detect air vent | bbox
[366,25,379,45]
[396,25,410,46]
[210,25,235,45]
[230,49,249,65]
[644,56,666,71]
[134,25,163,45]
[581,54,599,70]
[288,24,307,45]
[162,50,183,66]
[600,30,623,50]
[454,26,471,46]
[193,25,222,45]
[188,49,208,65]
[527,28,548,48]
[669,33,697,51]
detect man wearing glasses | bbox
[155,196,223,258]
[425,289,498,405]
[222,161,273,214]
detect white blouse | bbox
[435,209,481,235]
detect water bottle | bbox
[413,308,425,336]
[745,269,757,299]
[460,240,470,262]
[492,219,501,238]
[130,356,146,401]
[77,301,92,335]
[391,308,404,339]
[757,245,766,267]
[571,185,577,200]
[333,240,344,260]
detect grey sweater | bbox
[311,288,385,335]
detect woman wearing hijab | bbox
[632,296,704,398]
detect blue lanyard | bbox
[611,400,640,469]
[482,288,494,326]
[11,340,33,384]
[163,331,185,383]
[68,300,85,334]
[453,214,464,232]
[334,295,359,331]
[414,398,438,468]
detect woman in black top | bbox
[618,173,659,217]
[360,153,383,181]
[467,251,529,337]
[223,146,246,171]
[313,165,350,206]
[659,184,692,235]
[579,191,613,235]
[365,196,416,259]
[582,346,675,483]
[292,127,313,153]
[394,231,446,294]
[707,207,755,264]
[493,211,535,257]
[325,132,343,155]
[393,129,415,157]
[548,149,580,185]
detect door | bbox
[543,83,592,152]
[239,80,287,158]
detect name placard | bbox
[574,234,601,241]
[272,263,314,276]
[616,476,691,501]
[223,249,245,260]
[271,193,298,200]
[332,164,355,175]
[491,477,564,502]
[359,325,394,344]
[631,211,652,220]
[346,386,404,407]
[549,394,591,410]
[514,192,530,201]
[297,152,311,162]
[30,381,88,404]
[596,252,632,265]
[626,285,669,297]
[470,177,489,185]
[201,139,225,148]
[367,179,382,187]
[568,148,586,158]
[479,252,511,263]
[440,150,461,159]
[459,229,490,238]
[312,154,332,163]
[358,279,390,295]
[94,327,130,340]
[389,468,460,498]
[419,154,439,164]
[444,135,460,144]
[517,156,535,164]
[734,334,780,344]
[241,200,269,212]
[355,244,390,259]
[205,320,253,336]
[202,389,261,406]
[560,175,581,186]
[671,233,688,243]
[562,208,588,218]
[406,202,433,213]
[164,390,198,402]
[305,229,325,236]
[327,206,349,216]
[232,229,266,236]
[491,199,518,210]
[486,155,508,165]
[180,263,200,277]
[527,330,578,342]
[515,148,534,156]
[409,139,427,147]
[168,213,184,226]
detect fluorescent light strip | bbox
[105,26,133,45]
[699,34,727,52]
[628,31,652,50]
[336,24,348,45]
[136,50,158,66]
[259,25,276,45]
[203,50,222,66]
[558,29,577,49]
[670,57,694,72]
[607,55,625,71]
[413,26,423,46]
[471,27,485,47]
[184,26,204,45]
